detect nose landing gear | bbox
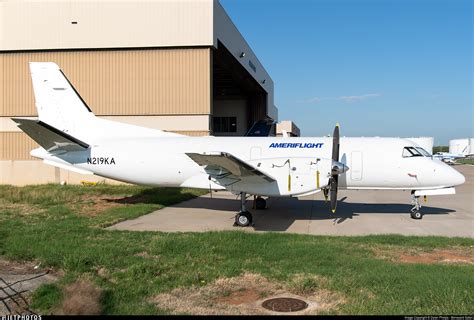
[410,191,423,219]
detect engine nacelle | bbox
[226,157,335,197]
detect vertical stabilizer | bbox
[29,62,94,137]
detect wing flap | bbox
[186,152,275,183]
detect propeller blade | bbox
[330,123,340,213]
[332,123,340,162]
[330,175,338,213]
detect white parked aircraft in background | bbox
[433,152,465,164]
[13,63,466,225]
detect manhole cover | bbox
[261,297,308,312]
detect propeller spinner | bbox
[329,123,349,213]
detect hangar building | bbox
[0,0,279,185]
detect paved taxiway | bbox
[109,165,473,237]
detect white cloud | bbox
[300,93,381,104]
[336,93,381,103]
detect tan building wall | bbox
[1,48,211,116]
[0,160,124,186]
[276,121,301,137]
[0,0,214,51]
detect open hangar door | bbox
[211,42,268,136]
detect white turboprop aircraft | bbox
[432,152,465,164]
[13,63,466,225]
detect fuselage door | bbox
[351,151,363,181]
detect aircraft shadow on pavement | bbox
[171,195,455,232]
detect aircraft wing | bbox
[186,152,275,186]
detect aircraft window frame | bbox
[415,147,431,157]
[403,146,423,158]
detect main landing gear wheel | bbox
[235,211,253,227]
[255,197,266,210]
[233,192,253,227]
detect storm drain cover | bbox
[261,297,308,312]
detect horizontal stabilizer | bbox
[12,118,89,152]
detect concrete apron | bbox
[108,165,474,237]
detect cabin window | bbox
[403,146,423,157]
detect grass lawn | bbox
[456,158,474,165]
[0,184,473,315]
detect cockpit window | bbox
[403,146,423,157]
[415,147,431,157]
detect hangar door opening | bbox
[212,42,268,136]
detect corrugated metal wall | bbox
[0,48,211,116]
[0,132,37,160]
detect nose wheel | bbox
[410,191,423,219]
[234,192,253,227]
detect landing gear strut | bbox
[234,192,253,227]
[410,191,423,220]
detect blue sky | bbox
[220,0,472,145]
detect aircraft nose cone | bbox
[446,166,465,186]
[452,169,465,186]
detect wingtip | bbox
[336,123,340,128]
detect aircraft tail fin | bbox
[29,62,95,136]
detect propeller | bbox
[329,123,349,213]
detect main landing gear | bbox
[234,192,253,227]
[410,191,423,220]
[234,194,267,227]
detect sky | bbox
[220,0,472,145]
